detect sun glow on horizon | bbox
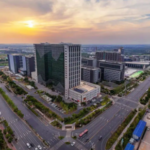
[26,20,34,28]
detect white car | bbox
[71,142,75,146]
[37,145,42,150]
[26,143,31,149]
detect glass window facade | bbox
[35,44,65,92]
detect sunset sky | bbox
[0,0,150,44]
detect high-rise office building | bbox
[98,60,125,81]
[34,43,81,98]
[82,57,97,67]
[19,56,35,77]
[96,50,124,62]
[81,66,101,83]
[7,54,22,74]
[8,54,35,77]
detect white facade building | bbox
[69,81,100,103]
[64,45,81,99]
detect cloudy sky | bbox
[0,0,150,44]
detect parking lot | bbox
[48,101,66,114]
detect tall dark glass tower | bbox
[34,43,81,98]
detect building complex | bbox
[34,43,100,103]
[98,60,125,82]
[95,48,124,62]
[7,54,35,77]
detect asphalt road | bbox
[72,103,131,150]
[0,93,45,150]
[73,76,150,150]
[1,76,150,150]
[0,83,66,149]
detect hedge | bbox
[0,88,24,118]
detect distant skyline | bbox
[0,0,150,44]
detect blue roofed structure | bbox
[132,120,146,141]
[124,143,134,150]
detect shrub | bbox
[58,136,64,140]
[51,121,62,129]
[72,136,77,139]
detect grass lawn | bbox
[130,71,144,78]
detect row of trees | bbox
[115,109,146,150]
[0,130,5,149]
[0,88,24,118]
[25,95,63,121]
[7,79,27,95]
[51,121,62,129]
[76,102,112,128]
[0,71,27,95]
[140,88,150,105]
[0,130,11,150]
[136,70,150,81]
[101,96,110,106]
[64,99,110,124]
[23,77,38,89]
[100,85,110,94]
[106,110,137,149]
[3,120,14,143]
[55,96,77,113]
[64,108,91,124]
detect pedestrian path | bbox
[111,111,138,150]
[50,130,87,150]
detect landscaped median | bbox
[106,110,137,150]
[140,88,150,105]
[115,109,146,150]
[24,95,63,122]
[0,120,15,150]
[0,88,24,118]
[51,120,62,129]
[0,71,27,95]
[75,101,112,128]
[7,79,27,95]
[3,120,14,143]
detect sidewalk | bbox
[111,111,138,150]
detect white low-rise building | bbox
[69,81,100,104]
[26,85,34,90]
[41,95,52,102]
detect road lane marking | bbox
[88,108,121,141]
